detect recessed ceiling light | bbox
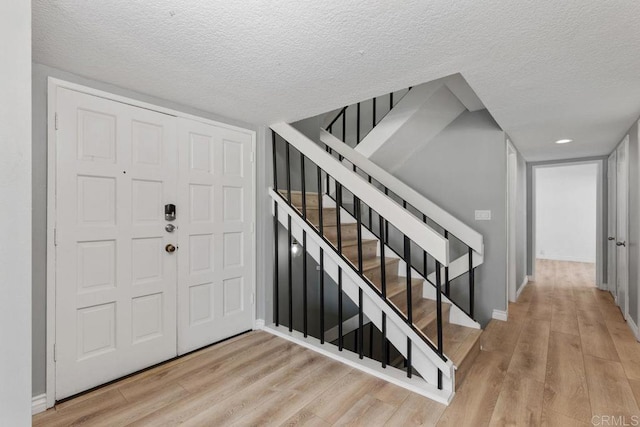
[555,139,573,144]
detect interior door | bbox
[616,136,629,318]
[176,118,255,354]
[607,151,617,299]
[55,88,178,399]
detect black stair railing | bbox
[326,88,412,147]
[272,130,448,386]
[322,142,476,320]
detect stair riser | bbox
[364,261,400,288]
[325,224,359,243]
[342,242,378,263]
[389,281,424,309]
[290,193,321,207]
[305,209,338,227]
[421,305,452,336]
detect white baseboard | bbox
[254,318,265,329]
[627,316,639,341]
[492,309,508,322]
[536,255,596,263]
[516,276,529,300]
[32,393,47,415]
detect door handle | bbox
[616,241,626,247]
[608,236,616,241]
[165,244,177,253]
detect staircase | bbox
[265,101,486,403]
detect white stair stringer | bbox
[270,189,455,404]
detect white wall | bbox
[536,163,598,263]
[0,0,32,424]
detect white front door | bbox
[176,118,255,354]
[616,136,629,318]
[54,86,255,399]
[55,88,178,399]
[607,151,617,299]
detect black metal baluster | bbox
[469,248,475,319]
[317,166,324,235]
[423,214,428,277]
[382,312,387,368]
[320,249,325,344]
[300,153,306,221]
[338,268,343,351]
[444,231,450,297]
[357,102,361,144]
[372,97,377,127]
[358,288,363,359]
[285,142,292,206]
[336,183,342,254]
[273,202,279,327]
[342,109,346,143]
[384,188,389,243]
[406,338,412,378]
[272,130,278,191]
[390,92,394,109]
[367,176,373,227]
[379,216,387,298]
[303,231,308,337]
[271,131,280,327]
[355,197,363,274]
[369,322,373,358]
[404,236,412,324]
[436,260,444,390]
[287,215,293,332]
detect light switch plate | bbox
[475,210,491,220]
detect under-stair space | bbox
[266,121,486,404]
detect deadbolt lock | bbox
[165,244,177,253]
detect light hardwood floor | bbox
[34,260,640,426]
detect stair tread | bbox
[361,256,398,272]
[379,277,424,299]
[428,323,482,368]
[340,239,377,248]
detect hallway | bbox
[442,259,640,426]
[33,261,640,426]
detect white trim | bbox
[516,276,529,300]
[320,129,483,256]
[254,319,265,330]
[273,123,450,265]
[46,78,257,406]
[627,316,639,341]
[506,140,518,305]
[263,325,453,405]
[32,394,47,415]
[492,309,508,322]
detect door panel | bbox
[616,136,629,318]
[55,88,178,399]
[608,151,617,298]
[177,118,254,354]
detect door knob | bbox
[608,237,616,241]
[165,244,177,253]
[617,241,626,247]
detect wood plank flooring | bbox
[34,260,640,426]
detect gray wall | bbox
[515,151,528,291]
[392,110,508,326]
[31,63,258,397]
[626,121,639,324]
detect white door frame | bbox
[607,151,618,300]
[46,78,257,408]
[506,141,517,304]
[530,160,604,287]
[615,136,630,320]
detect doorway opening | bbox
[533,162,602,287]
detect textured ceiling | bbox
[33,1,640,161]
